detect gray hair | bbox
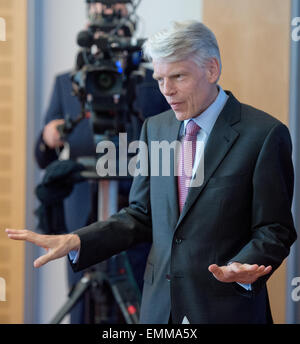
[143,20,222,72]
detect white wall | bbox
[40,0,86,115]
[136,0,203,38]
[31,0,203,324]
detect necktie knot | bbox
[185,120,200,137]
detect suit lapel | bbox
[175,92,241,228]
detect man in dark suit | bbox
[7,20,297,324]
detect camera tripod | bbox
[50,175,141,324]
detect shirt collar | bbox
[183,85,229,136]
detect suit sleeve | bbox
[229,123,297,294]
[71,118,153,272]
[34,76,64,169]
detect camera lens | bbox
[96,71,116,90]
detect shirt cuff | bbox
[237,282,252,291]
[69,249,80,264]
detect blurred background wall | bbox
[0,0,27,324]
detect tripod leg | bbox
[108,277,140,324]
[50,274,92,324]
[96,179,140,324]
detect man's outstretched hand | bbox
[208,262,272,285]
[5,229,80,268]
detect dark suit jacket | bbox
[72,91,297,324]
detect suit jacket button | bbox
[175,238,183,244]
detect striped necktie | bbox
[177,120,200,213]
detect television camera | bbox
[59,0,145,145]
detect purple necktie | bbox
[177,120,200,213]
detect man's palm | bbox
[208,262,272,284]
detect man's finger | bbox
[230,262,258,273]
[208,264,220,274]
[7,228,40,244]
[247,264,259,271]
[6,229,30,240]
[34,251,54,268]
[258,265,272,276]
[6,228,27,235]
[256,265,266,274]
[208,264,228,281]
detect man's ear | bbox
[205,57,221,84]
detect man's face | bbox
[152,58,220,121]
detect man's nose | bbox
[162,79,175,96]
